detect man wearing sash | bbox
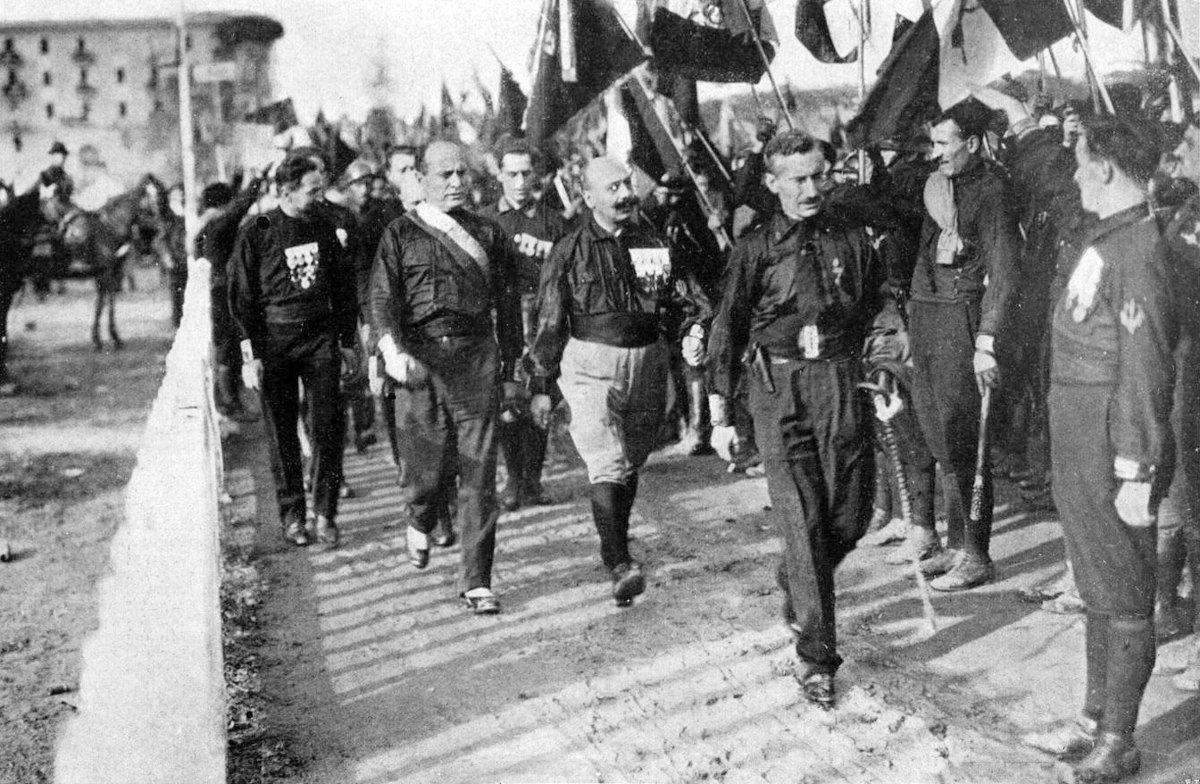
[369,141,522,615]
[528,156,711,608]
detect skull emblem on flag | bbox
[284,242,321,290]
[629,248,672,298]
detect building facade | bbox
[0,13,281,196]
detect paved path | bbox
[229,423,1200,784]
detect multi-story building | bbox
[0,13,282,194]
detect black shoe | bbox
[338,482,356,499]
[1059,732,1139,783]
[611,562,646,607]
[282,510,309,547]
[798,671,835,710]
[689,441,716,457]
[523,487,553,506]
[433,518,456,548]
[354,432,377,453]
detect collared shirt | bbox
[911,156,1020,338]
[706,208,891,398]
[529,216,711,380]
[477,196,569,295]
[228,207,359,356]
[368,206,521,375]
[1051,202,1174,477]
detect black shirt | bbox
[707,208,892,399]
[228,207,358,357]
[477,197,569,295]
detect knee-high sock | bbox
[1084,611,1110,722]
[1102,616,1156,736]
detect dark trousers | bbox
[169,266,187,328]
[345,377,375,438]
[390,337,500,592]
[1050,383,1158,735]
[261,338,344,521]
[909,299,993,558]
[500,416,548,496]
[1159,337,1200,623]
[747,357,874,674]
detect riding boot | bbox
[590,482,630,571]
[1155,517,1188,638]
[687,376,714,455]
[1101,616,1156,737]
[1084,612,1110,723]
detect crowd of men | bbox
[196,82,1199,783]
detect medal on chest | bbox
[1063,245,1105,323]
[284,242,321,290]
[628,247,672,297]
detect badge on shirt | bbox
[285,242,321,290]
[799,324,820,359]
[629,247,671,296]
[514,232,553,260]
[1064,246,1105,323]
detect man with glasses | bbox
[229,149,360,548]
[370,141,522,615]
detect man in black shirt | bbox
[528,156,711,607]
[707,130,894,709]
[478,136,569,510]
[370,141,522,615]
[229,151,359,548]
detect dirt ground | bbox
[0,271,172,784]
[227,400,1199,783]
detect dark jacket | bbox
[228,206,359,355]
[1051,203,1175,479]
[368,207,521,377]
[202,189,259,283]
[911,157,1020,338]
[1163,193,1200,343]
[477,197,569,295]
[529,216,712,387]
[706,208,894,399]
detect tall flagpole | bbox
[857,0,867,184]
[732,0,795,130]
[176,0,198,263]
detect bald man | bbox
[370,141,522,615]
[529,157,711,607]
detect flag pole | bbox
[732,0,795,130]
[856,0,867,184]
[692,127,733,185]
[176,0,198,263]
[635,73,733,251]
[1061,0,1116,113]
[1159,0,1200,82]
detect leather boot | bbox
[590,483,628,572]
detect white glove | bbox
[378,334,427,388]
[708,393,728,427]
[368,355,384,396]
[530,393,553,429]
[681,324,706,368]
[241,358,263,391]
[1115,481,1154,527]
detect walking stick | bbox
[859,371,938,633]
[970,384,993,528]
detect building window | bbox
[43,71,51,86]
[81,101,90,120]
[116,67,125,84]
[3,39,12,51]
[118,101,127,117]
[45,102,53,118]
[40,38,48,54]
[153,98,163,113]
[77,37,85,51]
[79,68,88,85]
[185,33,192,50]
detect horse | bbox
[0,186,45,393]
[39,182,131,352]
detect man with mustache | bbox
[478,136,569,511]
[369,140,522,615]
[906,100,1021,591]
[706,130,896,709]
[528,156,711,607]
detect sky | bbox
[1,0,1154,124]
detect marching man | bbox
[228,150,359,548]
[528,156,710,607]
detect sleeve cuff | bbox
[1114,456,1154,482]
[240,339,255,363]
[974,334,994,354]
